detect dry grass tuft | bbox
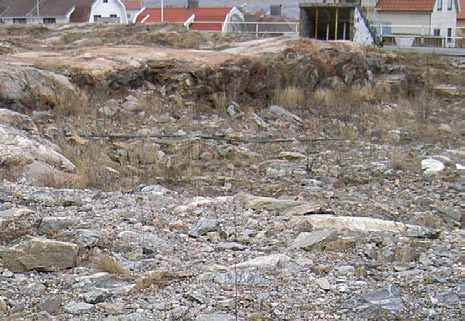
[273,86,306,110]
[95,254,128,275]
[390,150,407,171]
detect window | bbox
[437,0,442,10]
[43,18,56,24]
[103,0,108,3]
[433,29,440,37]
[13,18,26,24]
[110,14,117,18]
[448,0,453,10]
[447,28,452,42]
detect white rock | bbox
[421,158,445,174]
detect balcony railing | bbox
[373,24,465,48]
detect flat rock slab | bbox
[235,254,291,270]
[196,314,235,321]
[0,236,78,272]
[290,230,337,250]
[289,215,439,238]
[234,193,305,211]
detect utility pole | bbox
[36,0,40,17]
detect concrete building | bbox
[299,2,377,46]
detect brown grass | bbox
[95,254,128,275]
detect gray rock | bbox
[434,292,460,305]
[290,230,337,250]
[23,282,46,296]
[39,216,79,233]
[357,285,405,312]
[64,302,95,315]
[290,215,440,238]
[188,218,220,238]
[195,313,235,321]
[262,105,302,124]
[110,313,152,321]
[37,296,62,315]
[117,231,167,248]
[421,158,445,175]
[315,277,331,290]
[135,184,174,196]
[58,229,101,248]
[235,254,291,269]
[84,290,108,304]
[0,236,78,272]
[213,268,268,285]
[186,291,208,304]
[235,192,305,211]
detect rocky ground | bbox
[0,24,464,320]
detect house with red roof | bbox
[374,0,460,47]
[0,0,128,24]
[134,1,244,33]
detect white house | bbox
[374,0,460,47]
[89,0,128,23]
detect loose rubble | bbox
[0,24,463,321]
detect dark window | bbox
[13,18,26,24]
[437,0,442,10]
[448,0,453,10]
[110,14,117,18]
[433,29,440,37]
[43,18,56,24]
[103,0,108,3]
[447,28,452,42]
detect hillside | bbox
[0,23,463,321]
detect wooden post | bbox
[315,9,319,38]
[335,8,339,40]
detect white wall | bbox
[353,7,375,45]
[431,0,457,47]
[222,7,245,33]
[375,12,430,34]
[90,0,128,23]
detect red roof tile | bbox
[135,6,235,32]
[0,0,93,18]
[193,7,233,21]
[124,0,142,11]
[376,0,435,12]
[135,8,193,23]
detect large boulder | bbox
[0,236,78,272]
[0,109,83,188]
[0,64,86,113]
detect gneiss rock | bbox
[289,215,440,238]
[234,192,305,211]
[195,313,235,321]
[0,236,78,272]
[421,158,445,175]
[290,230,337,250]
[64,302,95,315]
[356,285,405,312]
[37,296,62,315]
[188,218,221,238]
[38,216,79,233]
